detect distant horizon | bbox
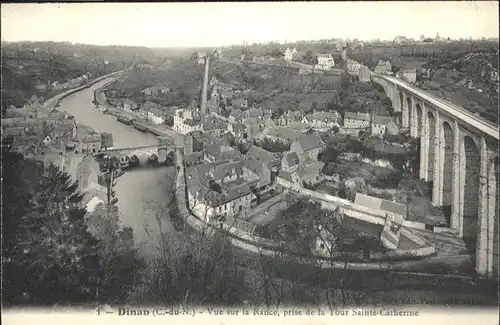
[1,35,499,51]
[2,2,499,48]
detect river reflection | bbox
[57,78,174,256]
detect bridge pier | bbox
[486,153,498,278]
[432,111,442,206]
[402,94,409,128]
[450,120,461,231]
[409,97,414,137]
[475,137,489,275]
[419,103,428,180]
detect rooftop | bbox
[186,162,255,207]
[284,152,300,167]
[372,115,395,125]
[265,126,302,142]
[354,193,407,217]
[306,111,340,123]
[345,112,371,122]
[247,145,279,165]
[296,134,325,152]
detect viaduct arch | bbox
[371,73,499,279]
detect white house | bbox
[198,52,207,65]
[302,111,340,129]
[141,101,165,124]
[346,60,362,76]
[173,108,203,134]
[283,48,297,61]
[315,53,335,70]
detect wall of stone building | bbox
[76,156,100,191]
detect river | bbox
[57,77,175,256]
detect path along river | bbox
[58,77,175,257]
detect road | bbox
[56,77,176,257]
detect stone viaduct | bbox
[371,72,498,279]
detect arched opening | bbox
[462,136,480,260]
[441,122,454,224]
[406,97,412,129]
[427,111,436,182]
[415,104,422,138]
[399,93,404,113]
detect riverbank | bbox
[53,76,177,258]
[42,70,126,116]
[93,86,183,147]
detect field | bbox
[422,71,498,124]
[105,62,205,107]
[211,59,343,115]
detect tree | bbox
[302,50,317,65]
[2,157,100,306]
[191,52,199,62]
[269,49,283,58]
[318,146,340,165]
[260,137,290,153]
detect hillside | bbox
[1,41,172,111]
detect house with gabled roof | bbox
[372,115,399,137]
[246,145,280,173]
[261,126,302,144]
[281,152,300,173]
[290,134,326,163]
[228,122,248,141]
[302,111,340,130]
[344,112,371,129]
[283,48,298,61]
[185,161,258,222]
[244,157,271,189]
[143,101,165,124]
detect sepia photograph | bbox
[1,1,499,324]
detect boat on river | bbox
[147,153,158,166]
[117,116,133,125]
[133,121,148,132]
[129,155,140,168]
[119,155,130,169]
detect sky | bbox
[1,2,498,48]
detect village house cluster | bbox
[51,72,92,91]
[2,94,113,166]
